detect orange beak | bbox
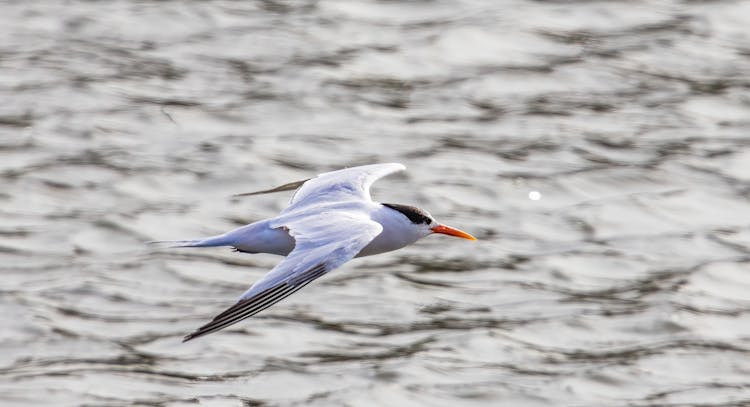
[431,224,477,240]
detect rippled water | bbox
[3,1,750,406]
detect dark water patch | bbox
[54,305,182,324]
[6,366,202,383]
[469,99,507,121]
[0,227,31,237]
[524,95,614,116]
[392,272,455,288]
[401,255,526,273]
[560,269,688,302]
[0,245,32,255]
[418,301,491,315]
[326,77,417,110]
[515,338,750,365]
[1,353,164,376]
[405,114,474,124]
[119,331,200,347]
[585,135,637,150]
[3,150,138,179]
[0,113,34,128]
[276,313,534,337]
[127,95,201,108]
[272,157,319,171]
[300,337,434,363]
[618,66,750,96]
[672,302,749,317]
[42,179,74,190]
[330,77,419,91]
[291,48,358,68]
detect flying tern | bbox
[152,163,476,342]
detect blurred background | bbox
[2,1,750,406]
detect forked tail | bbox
[146,234,232,249]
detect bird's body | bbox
[187,201,427,258]
[152,163,475,341]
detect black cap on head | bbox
[382,203,432,225]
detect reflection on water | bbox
[2,0,750,405]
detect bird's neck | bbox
[356,204,425,258]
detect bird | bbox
[151,163,476,342]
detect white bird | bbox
[153,163,476,342]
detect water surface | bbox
[2,1,750,406]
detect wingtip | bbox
[232,179,311,199]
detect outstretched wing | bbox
[287,163,405,209]
[232,163,405,207]
[182,211,383,342]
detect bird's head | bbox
[382,203,477,241]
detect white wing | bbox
[285,163,405,211]
[182,210,382,342]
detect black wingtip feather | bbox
[181,263,327,342]
[232,179,310,198]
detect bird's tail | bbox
[146,234,232,249]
